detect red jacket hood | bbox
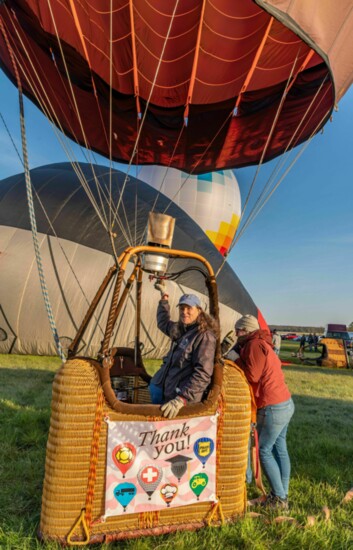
[238,329,272,347]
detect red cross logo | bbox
[142,466,159,483]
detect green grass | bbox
[1,348,353,549]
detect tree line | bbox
[269,325,325,334]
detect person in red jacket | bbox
[228,314,295,510]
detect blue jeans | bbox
[257,398,295,500]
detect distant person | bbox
[298,334,306,357]
[149,281,218,418]
[227,314,294,510]
[307,333,314,352]
[313,333,319,352]
[272,329,281,356]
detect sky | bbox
[1,73,353,328]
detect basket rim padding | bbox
[89,357,223,416]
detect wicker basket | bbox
[39,357,251,545]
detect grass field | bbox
[1,342,353,549]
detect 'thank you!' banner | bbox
[104,414,217,517]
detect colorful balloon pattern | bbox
[194,438,215,468]
[112,442,136,478]
[137,464,163,500]
[113,483,137,512]
[138,166,241,256]
[190,473,208,500]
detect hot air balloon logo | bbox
[165,455,193,481]
[190,473,208,500]
[113,483,137,512]
[160,483,178,507]
[112,442,136,478]
[194,437,214,468]
[137,464,163,500]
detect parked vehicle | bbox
[293,336,306,342]
[323,324,353,349]
[281,333,298,340]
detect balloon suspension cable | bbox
[3,9,112,234]
[5,5,133,251]
[215,51,327,278]
[137,122,186,247]
[159,17,276,218]
[215,91,332,279]
[111,0,181,229]
[162,108,234,215]
[134,116,140,246]
[232,74,330,248]
[0,19,66,362]
[237,48,302,232]
[108,0,113,235]
[234,104,332,247]
[52,0,133,244]
[107,0,133,251]
[38,0,129,240]
[45,0,112,231]
[0,110,107,335]
[0,110,24,165]
[51,46,127,239]
[33,191,108,336]
[67,0,110,153]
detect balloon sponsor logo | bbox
[194,437,214,468]
[104,415,217,517]
[190,473,208,500]
[160,483,178,507]
[137,465,163,500]
[112,442,136,477]
[113,483,137,512]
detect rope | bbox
[84,387,105,525]
[67,385,105,545]
[0,108,105,337]
[0,19,66,363]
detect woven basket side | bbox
[40,359,103,538]
[40,358,251,542]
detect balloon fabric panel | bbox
[0,1,339,172]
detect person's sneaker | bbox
[260,493,289,511]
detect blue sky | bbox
[1,73,352,328]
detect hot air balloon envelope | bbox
[1,1,352,172]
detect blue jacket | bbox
[151,300,216,403]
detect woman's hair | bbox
[197,309,220,339]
